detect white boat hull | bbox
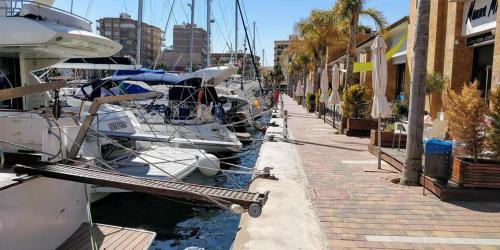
[141,122,242,154]
[0,176,88,250]
[0,17,121,59]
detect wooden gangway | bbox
[13,163,268,217]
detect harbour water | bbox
[91,114,269,250]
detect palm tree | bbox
[295,9,345,91]
[271,64,285,87]
[400,0,430,186]
[333,0,386,86]
[283,36,313,96]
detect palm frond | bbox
[360,8,387,32]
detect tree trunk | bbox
[400,0,430,186]
[345,14,359,86]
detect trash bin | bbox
[424,139,453,182]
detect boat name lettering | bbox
[108,120,128,131]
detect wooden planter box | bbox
[451,158,500,188]
[345,118,378,136]
[369,129,407,148]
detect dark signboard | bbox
[466,32,495,47]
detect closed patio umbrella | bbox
[328,64,341,105]
[371,35,392,169]
[305,72,313,95]
[328,64,341,127]
[320,68,329,121]
[295,80,304,97]
[320,68,329,103]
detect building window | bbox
[395,63,406,99]
[472,44,494,102]
[120,23,136,29]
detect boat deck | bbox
[57,223,156,250]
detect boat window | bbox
[101,137,135,160]
[0,57,23,109]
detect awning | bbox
[391,50,407,65]
[54,57,140,70]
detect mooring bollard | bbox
[283,110,288,141]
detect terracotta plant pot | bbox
[451,157,500,188]
[345,118,378,136]
[369,129,407,148]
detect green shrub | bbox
[342,84,370,119]
[306,93,316,111]
[384,123,395,133]
[392,99,409,121]
[426,71,447,97]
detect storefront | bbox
[462,0,497,102]
[335,16,409,102]
[405,0,500,116]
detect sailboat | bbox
[74,66,243,155]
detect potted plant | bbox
[444,82,500,188]
[392,99,409,122]
[426,71,447,117]
[342,84,377,136]
[369,100,409,148]
[370,124,408,149]
[306,92,316,113]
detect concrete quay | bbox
[232,100,326,249]
[234,95,500,249]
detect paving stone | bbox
[282,96,500,249]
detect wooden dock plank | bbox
[368,144,500,202]
[121,232,150,250]
[104,228,136,249]
[57,223,156,250]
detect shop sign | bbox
[462,0,498,37]
[466,32,495,47]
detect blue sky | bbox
[53,0,409,66]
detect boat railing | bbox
[1,0,92,30]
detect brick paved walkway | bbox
[284,95,500,249]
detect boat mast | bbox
[189,0,195,72]
[253,21,256,77]
[236,0,262,91]
[206,0,211,68]
[234,0,238,64]
[136,0,143,65]
[70,0,73,13]
[262,49,265,67]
